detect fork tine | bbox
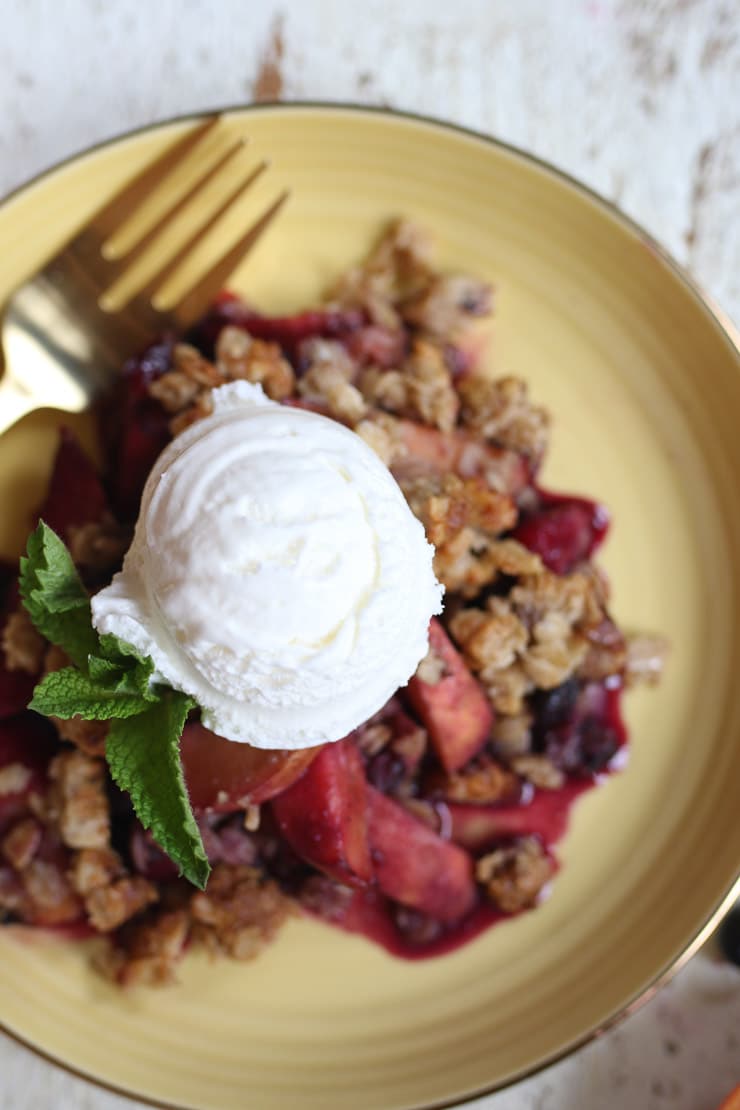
[110,134,248,271]
[169,190,290,330]
[85,115,220,242]
[130,161,271,306]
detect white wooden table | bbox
[1,2,739,1107]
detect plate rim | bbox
[1,98,739,1110]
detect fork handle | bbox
[0,373,36,436]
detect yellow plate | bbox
[1,105,739,1110]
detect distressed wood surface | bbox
[1,1,739,1108]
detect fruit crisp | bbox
[0,220,666,984]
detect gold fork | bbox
[0,115,288,436]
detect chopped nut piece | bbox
[510,755,565,790]
[1,608,45,674]
[476,837,554,913]
[1,818,43,870]
[85,876,158,932]
[49,751,110,850]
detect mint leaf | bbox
[106,692,208,890]
[29,667,153,720]
[19,521,98,669]
[88,649,157,700]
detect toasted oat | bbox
[1,818,43,871]
[298,360,367,424]
[510,755,565,791]
[402,339,460,432]
[172,343,224,387]
[69,847,124,896]
[360,339,459,433]
[578,617,627,681]
[491,713,533,758]
[85,876,159,933]
[476,837,554,913]
[297,337,357,380]
[190,863,293,961]
[355,723,393,758]
[401,273,492,336]
[359,366,408,411]
[484,662,533,716]
[354,413,404,465]
[21,859,81,925]
[402,472,516,549]
[449,599,528,673]
[169,389,215,436]
[49,751,110,850]
[458,375,550,461]
[1,608,45,674]
[625,633,669,687]
[331,219,433,329]
[414,645,447,685]
[435,759,518,805]
[243,805,261,833]
[521,636,589,690]
[148,369,202,413]
[215,326,295,400]
[105,909,191,987]
[511,570,598,632]
[0,764,32,796]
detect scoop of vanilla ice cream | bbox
[91,381,443,748]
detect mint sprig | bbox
[19,522,99,670]
[19,521,210,890]
[107,691,208,889]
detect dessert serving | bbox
[0,219,665,985]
